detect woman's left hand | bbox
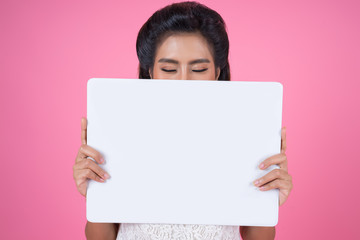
[253,126,293,206]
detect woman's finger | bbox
[76,169,106,185]
[81,117,87,145]
[258,179,292,191]
[77,144,105,165]
[281,126,286,153]
[259,152,287,171]
[74,158,110,180]
[253,168,291,187]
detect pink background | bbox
[1,0,359,239]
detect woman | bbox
[73,1,293,239]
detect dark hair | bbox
[136,1,231,81]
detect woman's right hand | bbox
[73,117,111,197]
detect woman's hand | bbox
[73,117,111,197]
[253,126,293,206]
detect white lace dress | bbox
[116,223,241,240]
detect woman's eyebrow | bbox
[158,58,211,64]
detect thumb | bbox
[281,126,287,153]
[81,117,87,145]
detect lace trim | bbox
[116,223,240,240]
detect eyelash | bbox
[161,68,208,73]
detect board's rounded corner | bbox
[87,78,98,88]
[86,207,96,223]
[270,217,279,227]
[86,214,92,223]
[275,81,283,90]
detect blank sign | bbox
[86,78,283,226]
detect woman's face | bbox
[149,32,220,81]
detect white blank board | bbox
[86,78,283,226]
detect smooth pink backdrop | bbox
[1,0,359,239]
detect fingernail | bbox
[253,180,261,186]
[260,186,266,190]
[104,173,110,179]
[259,163,265,169]
[100,158,105,164]
[100,178,105,182]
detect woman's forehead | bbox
[155,32,214,62]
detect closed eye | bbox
[161,69,176,72]
[192,68,208,72]
[161,68,208,73]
